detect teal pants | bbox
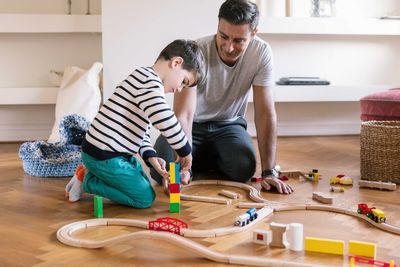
[81,152,155,208]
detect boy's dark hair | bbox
[218,0,259,31]
[157,39,205,87]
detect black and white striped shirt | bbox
[82,67,191,162]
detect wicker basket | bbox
[360,121,400,184]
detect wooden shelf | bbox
[0,14,101,33]
[248,84,393,103]
[258,17,400,36]
[1,87,58,105]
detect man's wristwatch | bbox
[261,167,279,178]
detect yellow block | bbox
[170,193,180,203]
[305,237,344,255]
[348,240,376,259]
[169,162,176,184]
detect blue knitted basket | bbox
[19,114,90,177]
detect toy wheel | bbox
[357,208,362,214]
[366,212,372,218]
[382,217,386,223]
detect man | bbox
[151,0,293,194]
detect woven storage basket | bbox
[18,114,89,177]
[19,141,82,177]
[360,121,400,184]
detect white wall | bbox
[102,0,400,138]
[0,0,102,141]
[262,0,400,18]
[102,0,223,100]
[102,0,224,142]
[0,33,102,88]
[3,0,398,141]
[0,0,101,14]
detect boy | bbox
[65,39,204,208]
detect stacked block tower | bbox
[169,162,181,213]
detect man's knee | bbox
[219,150,256,183]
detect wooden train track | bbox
[57,216,320,267]
[57,180,400,266]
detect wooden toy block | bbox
[94,195,103,218]
[312,192,333,204]
[288,223,304,252]
[253,229,272,245]
[330,174,353,185]
[269,222,289,248]
[170,193,180,203]
[305,237,344,255]
[330,186,345,192]
[175,163,180,184]
[307,169,320,182]
[218,189,240,199]
[169,162,176,184]
[359,180,397,191]
[169,183,180,193]
[349,256,355,267]
[351,255,397,267]
[169,202,180,213]
[250,177,263,183]
[181,194,232,205]
[348,240,376,259]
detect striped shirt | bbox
[82,67,191,162]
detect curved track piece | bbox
[57,221,322,267]
[183,180,400,235]
[57,179,400,267]
[182,180,282,206]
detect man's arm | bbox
[173,87,197,145]
[253,85,293,194]
[253,85,277,172]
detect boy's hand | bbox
[148,157,169,179]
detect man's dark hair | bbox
[218,0,259,31]
[157,39,205,87]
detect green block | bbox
[169,202,180,213]
[94,195,103,218]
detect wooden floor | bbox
[1,136,399,267]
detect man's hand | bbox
[176,154,192,174]
[261,176,294,194]
[148,157,169,179]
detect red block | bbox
[169,183,180,193]
[251,177,263,183]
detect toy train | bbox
[234,208,258,226]
[357,203,386,223]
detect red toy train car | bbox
[357,203,386,223]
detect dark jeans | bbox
[150,117,256,185]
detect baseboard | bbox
[1,119,361,141]
[247,120,361,137]
[0,122,52,142]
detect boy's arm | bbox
[138,130,157,167]
[173,86,197,145]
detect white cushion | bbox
[48,62,102,143]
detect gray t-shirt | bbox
[194,35,274,123]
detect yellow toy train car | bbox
[357,203,386,223]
